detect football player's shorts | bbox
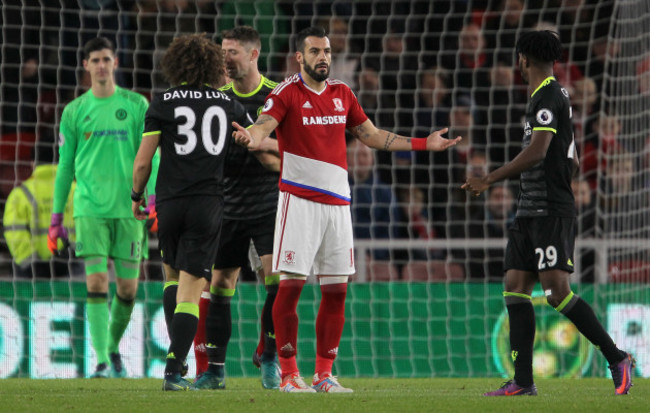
[157,195,222,280]
[272,191,355,277]
[75,216,145,261]
[214,212,275,270]
[504,216,576,274]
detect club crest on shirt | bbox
[332,98,345,112]
[283,250,296,265]
[536,109,553,125]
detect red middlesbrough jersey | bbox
[261,73,368,205]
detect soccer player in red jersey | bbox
[233,26,461,393]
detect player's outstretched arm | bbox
[232,114,279,150]
[349,119,461,151]
[132,133,160,220]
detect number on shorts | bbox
[535,246,558,270]
[174,105,227,155]
[131,241,142,258]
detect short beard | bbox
[304,62,329,82]
[227,68,244,81]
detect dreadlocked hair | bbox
[515,30,563,65]
[161,34,224,88]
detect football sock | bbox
[558,293,627,364]
[259,280,279,359]
[315,282,347,376]
[193,291,210,376]
[205,287,234,365]
[273,278,305,377]
[504,293,535,387]
[206,363,225,376]
[162,281,178,338]
[165,302,199,376]
[86,292,110,365]
[107,293,135,354]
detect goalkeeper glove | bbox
[47,213,69,254]
[144,195,158,233]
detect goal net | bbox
[0,0,648,380]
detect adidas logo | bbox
[267,332,276,339]
[302,101,313,109]
[280,343,295,353]
[328,347,339,356]
[84,115,91,122]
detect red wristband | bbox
[411,138,427,151]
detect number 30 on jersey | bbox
[174,105,227,155]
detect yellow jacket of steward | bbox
[3,164,75,267]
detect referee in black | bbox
[463,30,634,396]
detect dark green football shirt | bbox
[517,76,576,217]
[219,75,279,219]
[144,85,249,203]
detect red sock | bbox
[193,291,210,376]
[272,278,305,378]
[315,282,347,376]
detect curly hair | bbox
[515,30,563,66]
[161,34,224,87]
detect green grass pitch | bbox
[1,377,646,413]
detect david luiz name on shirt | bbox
[163,89,230,101]
[302,115,347,125]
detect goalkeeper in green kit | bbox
[49,37,159,378]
